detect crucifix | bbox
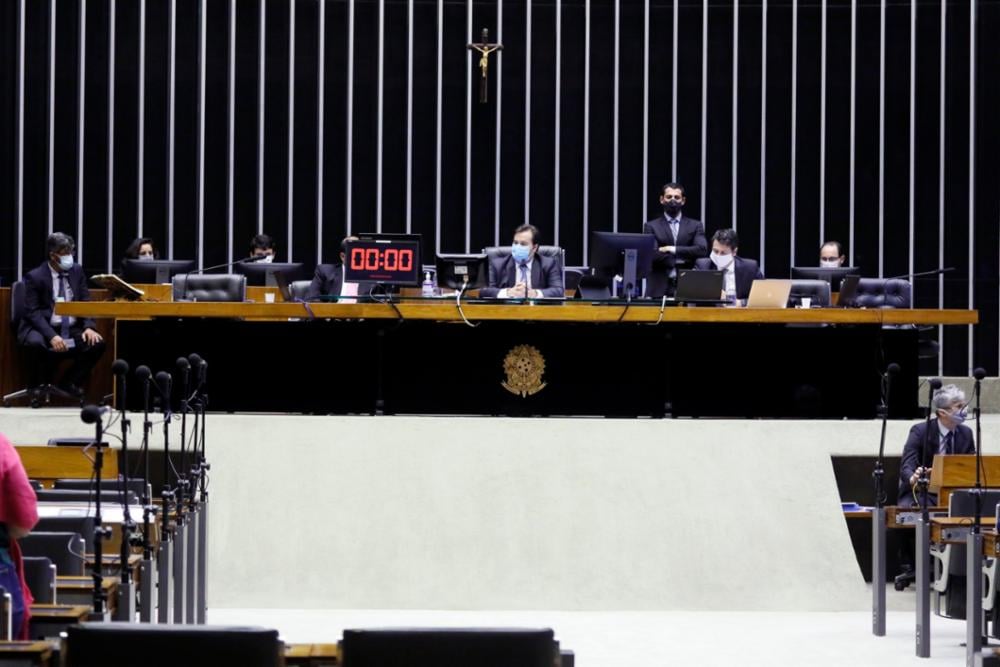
[467,28,503,104]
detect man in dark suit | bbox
[897,384,976,508]
[305,235,366,300]
[642,182,707,298]
[693,228,764,301]
[480,224,564,299]
[18,233,106,396]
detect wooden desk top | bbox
[56,299,979,326]
[930,516,997,544]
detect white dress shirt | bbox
[49,266,76,328]
[498,258,533,298]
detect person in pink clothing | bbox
[0,433,39,639]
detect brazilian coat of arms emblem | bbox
[501,344,547,397]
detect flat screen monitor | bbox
[589,231,657,297]
[436,254,488,290]
[121,259,197,284]
[233,261,306,287]
[343,238,422,286]
[789,266,860,290]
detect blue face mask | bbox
[57,254,74,271]
[511,243,531,264]
[951,408,968,425]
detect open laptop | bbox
[273,270,294,302]
[836,274,861,308]
[675,270,725,302]
[746,279,793,308]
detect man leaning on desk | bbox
[897,383,975,507]
[480,224,564,299]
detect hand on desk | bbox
[910,466,931,487]
[509,283,528,299]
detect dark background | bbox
[2,0,998,376]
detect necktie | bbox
[57,274,70,339]
[519,264,528,286]
[941,431,953,455]
[670,220,679,241]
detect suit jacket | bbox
[693,256,764,301]
[897,419,976,506]
[480,253,564,299]
[642,215,707,298]
[18,261,96,344]
[305,264,343,301]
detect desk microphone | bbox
[886,267,955,281]
[195,254,268,274]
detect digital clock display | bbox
[343,239,422,286]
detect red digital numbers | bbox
[350,248,366,270]
[398,249,413,271]
[365,248,379,270]
[349,245,415,274]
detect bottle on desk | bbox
[422,272,435,298]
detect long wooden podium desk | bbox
[53,296,977,417]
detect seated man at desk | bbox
[305,235,361,300]
[693,228,763,301]
[897,383,976,507]
[18,233,106,397]
[250,233,277,262]
[820,241,846,268]
[480,224,564,299]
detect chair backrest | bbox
[563,268,586,292]
[171,274,246,302]
[289,279,312,301]
[63,623,283,667]
[854,278,912,308]
[10,281,25,326]
[788,279,832,307]
[19,532,86,576]
[21,556,56,604]
[36,488,139,505]
[47,437,109,447]
[35,516,95,544]
[55,478,148,500]
[341,628,559,667]
[948,489,1000,518]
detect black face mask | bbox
[663,200,682,216]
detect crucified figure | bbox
[467,28,503,104]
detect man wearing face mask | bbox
[642,182,707,298]
[897,383,975,508]
[480,224,564,299]
[18,232,106,398]
[693,228,764,301]
[819,241,846,268]
[249,233,277,263]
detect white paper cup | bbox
[264,292,276,303]
[800,297,812,309]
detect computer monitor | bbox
[589,231,657,298]
[233,261,306,287]
[790,266,860,290]
[121,259,198,284]
[436,254,488,290]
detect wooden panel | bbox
[55,300,980,326]
[928,455,1000,505]
[16,445,119,486]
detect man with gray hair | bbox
[897,383,975,508]
[17,232,106,400]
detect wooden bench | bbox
[0,640,55,666]
[285,643,339,666]
[28,605,91,640]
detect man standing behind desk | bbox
[18,232,106,397]
[643,182,707,298]
[481,224,564,299]
[897,383,975,507]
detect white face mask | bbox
[710,252,733,270]
[258,254,274,264]
[820,259,840,268]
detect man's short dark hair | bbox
[711,228,739,250]
[820,240,844,256]
[47,232,75,256]
[340,235,359,254]
[514,224,540,245]
[660,182,686,197]
[250,233,275,252]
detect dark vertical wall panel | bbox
[2,0,998,373]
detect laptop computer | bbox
[746,279,793,308]
[675,270,724,302]
[836,274,861,307]
[273,270,293,302]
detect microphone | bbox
[81,404,111,424]
[195,254,268,274]
[176,356,190,376]
[887,363,900,376]
[155,371,173,401]
[111,359,129,376]
[974,367,987,381]
[135,365,151,383]
[886,267,956,281]
[929,377,943,390]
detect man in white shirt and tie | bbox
[480,224,564,299]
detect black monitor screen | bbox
[790,266,861,289]
[589,231,657,296]
[233,261,307,287]
[121,259,197,284]
[436,254,488,290]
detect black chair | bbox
[21,556,57,604]
[788,279,832,307]
[55,478,148,500]
[34,516,96,546]
[340,628,564,667]
[289,279,312,301]
[36,489,139,506]
[171,274,246,302]
[2,281,81,408]
[19,532,86,577]
[63,623,284,667]
[563,267,588,293]
[853,278,912,308]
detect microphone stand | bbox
[81,406,111,620]
[111,361,136,622]
[872,363,897,637]
[136,366,158,623]
[915,377,940,658]
[966,368,987,663]
[187,356,211,624]
[155,372,176,624]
